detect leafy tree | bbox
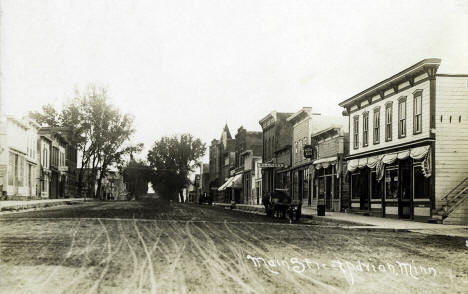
[147,134,206,202]
[30,84,141,198]
[122,159,152,200]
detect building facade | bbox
[339,59,468,224]
[309,126,349,211]
[259,111,293,197]
[233,126,262,204]
[0,116,40,199]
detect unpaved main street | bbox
[0,200,466,294]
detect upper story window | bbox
[385,102,393,142]
[413,90,423,134]
[373,107,380,144]
[398,96,407,138]
[362,112,369,147]
[353,115,359,149]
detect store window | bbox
[385,168,398,200]
[370,171,381,199]
[351,173,360,199]
[413,165,430,199]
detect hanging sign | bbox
[303,145,314,158]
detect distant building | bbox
[0,116,40,199]
[200,163,210,201]
[38,128,68,199]
[258,111,294,197]
[233,126,262,204]
[211,124,236,203]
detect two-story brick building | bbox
[259,111,293,196]
[232,126,262,204]
[339,59,468,224]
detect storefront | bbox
[347,145,432,220]
[312,156,345,212]
[217,173,243,203]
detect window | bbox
[362,112,369,147]
[8,152,15,185]
[385,168,398,200]
[385,103,393,141]
[413,90,423,134]
[373,107,380,144]
[413,165,430,199]
[398,97,407,138]
[353,116,359,149]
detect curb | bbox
[213,202,372,227]
[0,199,85,212]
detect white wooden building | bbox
[0,116,40,199]
[339,59,468,224]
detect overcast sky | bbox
[1,0,467,163]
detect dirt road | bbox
[0,200,466,293]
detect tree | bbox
[147,134,206,202]
[122,159,152,200]
[30,84,141,198]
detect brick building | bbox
[259,111,293,197]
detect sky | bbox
[1,0,467,164]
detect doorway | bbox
[359,169,369,210]
[325,176,332,210]
[399,164,412,219]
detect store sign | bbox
[303,145,314,158]
[258,163,285,168]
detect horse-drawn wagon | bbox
[262,189,302,221]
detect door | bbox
[14,155,19,195]
[399,165,412,219]
[325,176,332,210]
[298,170,304,201]
[360,169,369,210]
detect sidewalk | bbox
[0,198,86,212]
[213,203,468,237]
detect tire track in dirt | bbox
[192,222,267,292]
[133,218,157,294]
[230,223,344,293]
[184,221,253,294]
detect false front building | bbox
[339,59,468,224]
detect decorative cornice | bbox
[338,58,441,108]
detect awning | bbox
[218,177,234,191]
[346,145,431,175]
[226,174,243,189]
[313,156,338,169]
